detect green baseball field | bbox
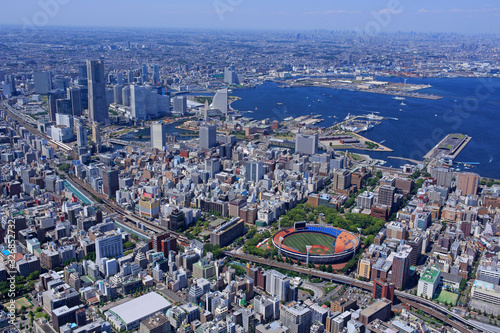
[282,232,336,255]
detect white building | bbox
[417,265,441,299]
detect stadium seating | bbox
[306,226,342,237]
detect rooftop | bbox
[420,265,441,283]
[107,292,171,325]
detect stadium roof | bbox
[107,292,171,326]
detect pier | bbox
[424,134,472,162]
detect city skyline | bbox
[0,0,499,34]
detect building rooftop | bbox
[107,292,171,325]
[420,265,440,283]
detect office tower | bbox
[122,85,130,106]
[54,77,70,92]
[87,60,109,124]
[224,67,240,85]
[95,232,123,264]
[127,70,134,84]
[199,124,217,150]
[142,64,149,83]
[245,160,264,182]
[431,167,453,188]
[205,158,220,178]
[204,101,209,122]
[210,88,228,115]
[392,248,411,289]
[78,64,87,86]
[101,169,119,197]
[153,64,160,85]
[173,96,187,116]
[113,84,123,104]
[280,303,312,333]
[378,185,395,209]
[56,99,73,115]
[265,270,290,302]
[145,87,159,118]
[130,85,146,119]
[34,71,52,94]
[76,124,87,148]
[48,93,57,122]
[456,172,479,196]
[116,72,124,85]
[295,133,318,155]
[7,75,16,96]
[67,87,82,117]
[151,122,166,150]
[92,122,101,150]
[107,73,114,85]
[333,169,352,191]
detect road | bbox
[225,251,493,333]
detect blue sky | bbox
[1,0,499,33]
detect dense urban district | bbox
[0,27,500,333]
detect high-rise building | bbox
[127,70,134,84]
[142,64,149,83]
[265,270,290,302]
[101,169,119,198]
[122,85,131,106]
[130,85,147,119]
[67,87,82,117]
[48,93,57,122]
[34,71,52,94]
[116,73,124,85]
[151,122,166,150]
[78,64,87,86]
[87,60,109,124]
[210,88,228,115]
[113,84,123,105]
[245,160,264,183]
[153,64,160,85]
[456,172,479,196]
[224,67,240,85]
[76,124,87,148]
[199,124,217,150]
[172,96,187,116]
[92,122,101,151]
[378,185,395,210]
[279,302,312,333]
[391,247,411,289]
[431,167,453,188]
[205,158,220,178]
[95,232,123,264]
[56,99,73,115]
[295,133,318,155]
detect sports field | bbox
[282,232,336,255]
[437,290,458,306]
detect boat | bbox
[277,103,283,106]
[317,99,323,102]
[435,114,437,117]
[399,109,403,112]
[400,102,406,106]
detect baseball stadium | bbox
[272,222,360,264]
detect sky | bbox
[1,0,499,33]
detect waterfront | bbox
[232,78,500,178]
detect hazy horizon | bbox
[1,0,499,34]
